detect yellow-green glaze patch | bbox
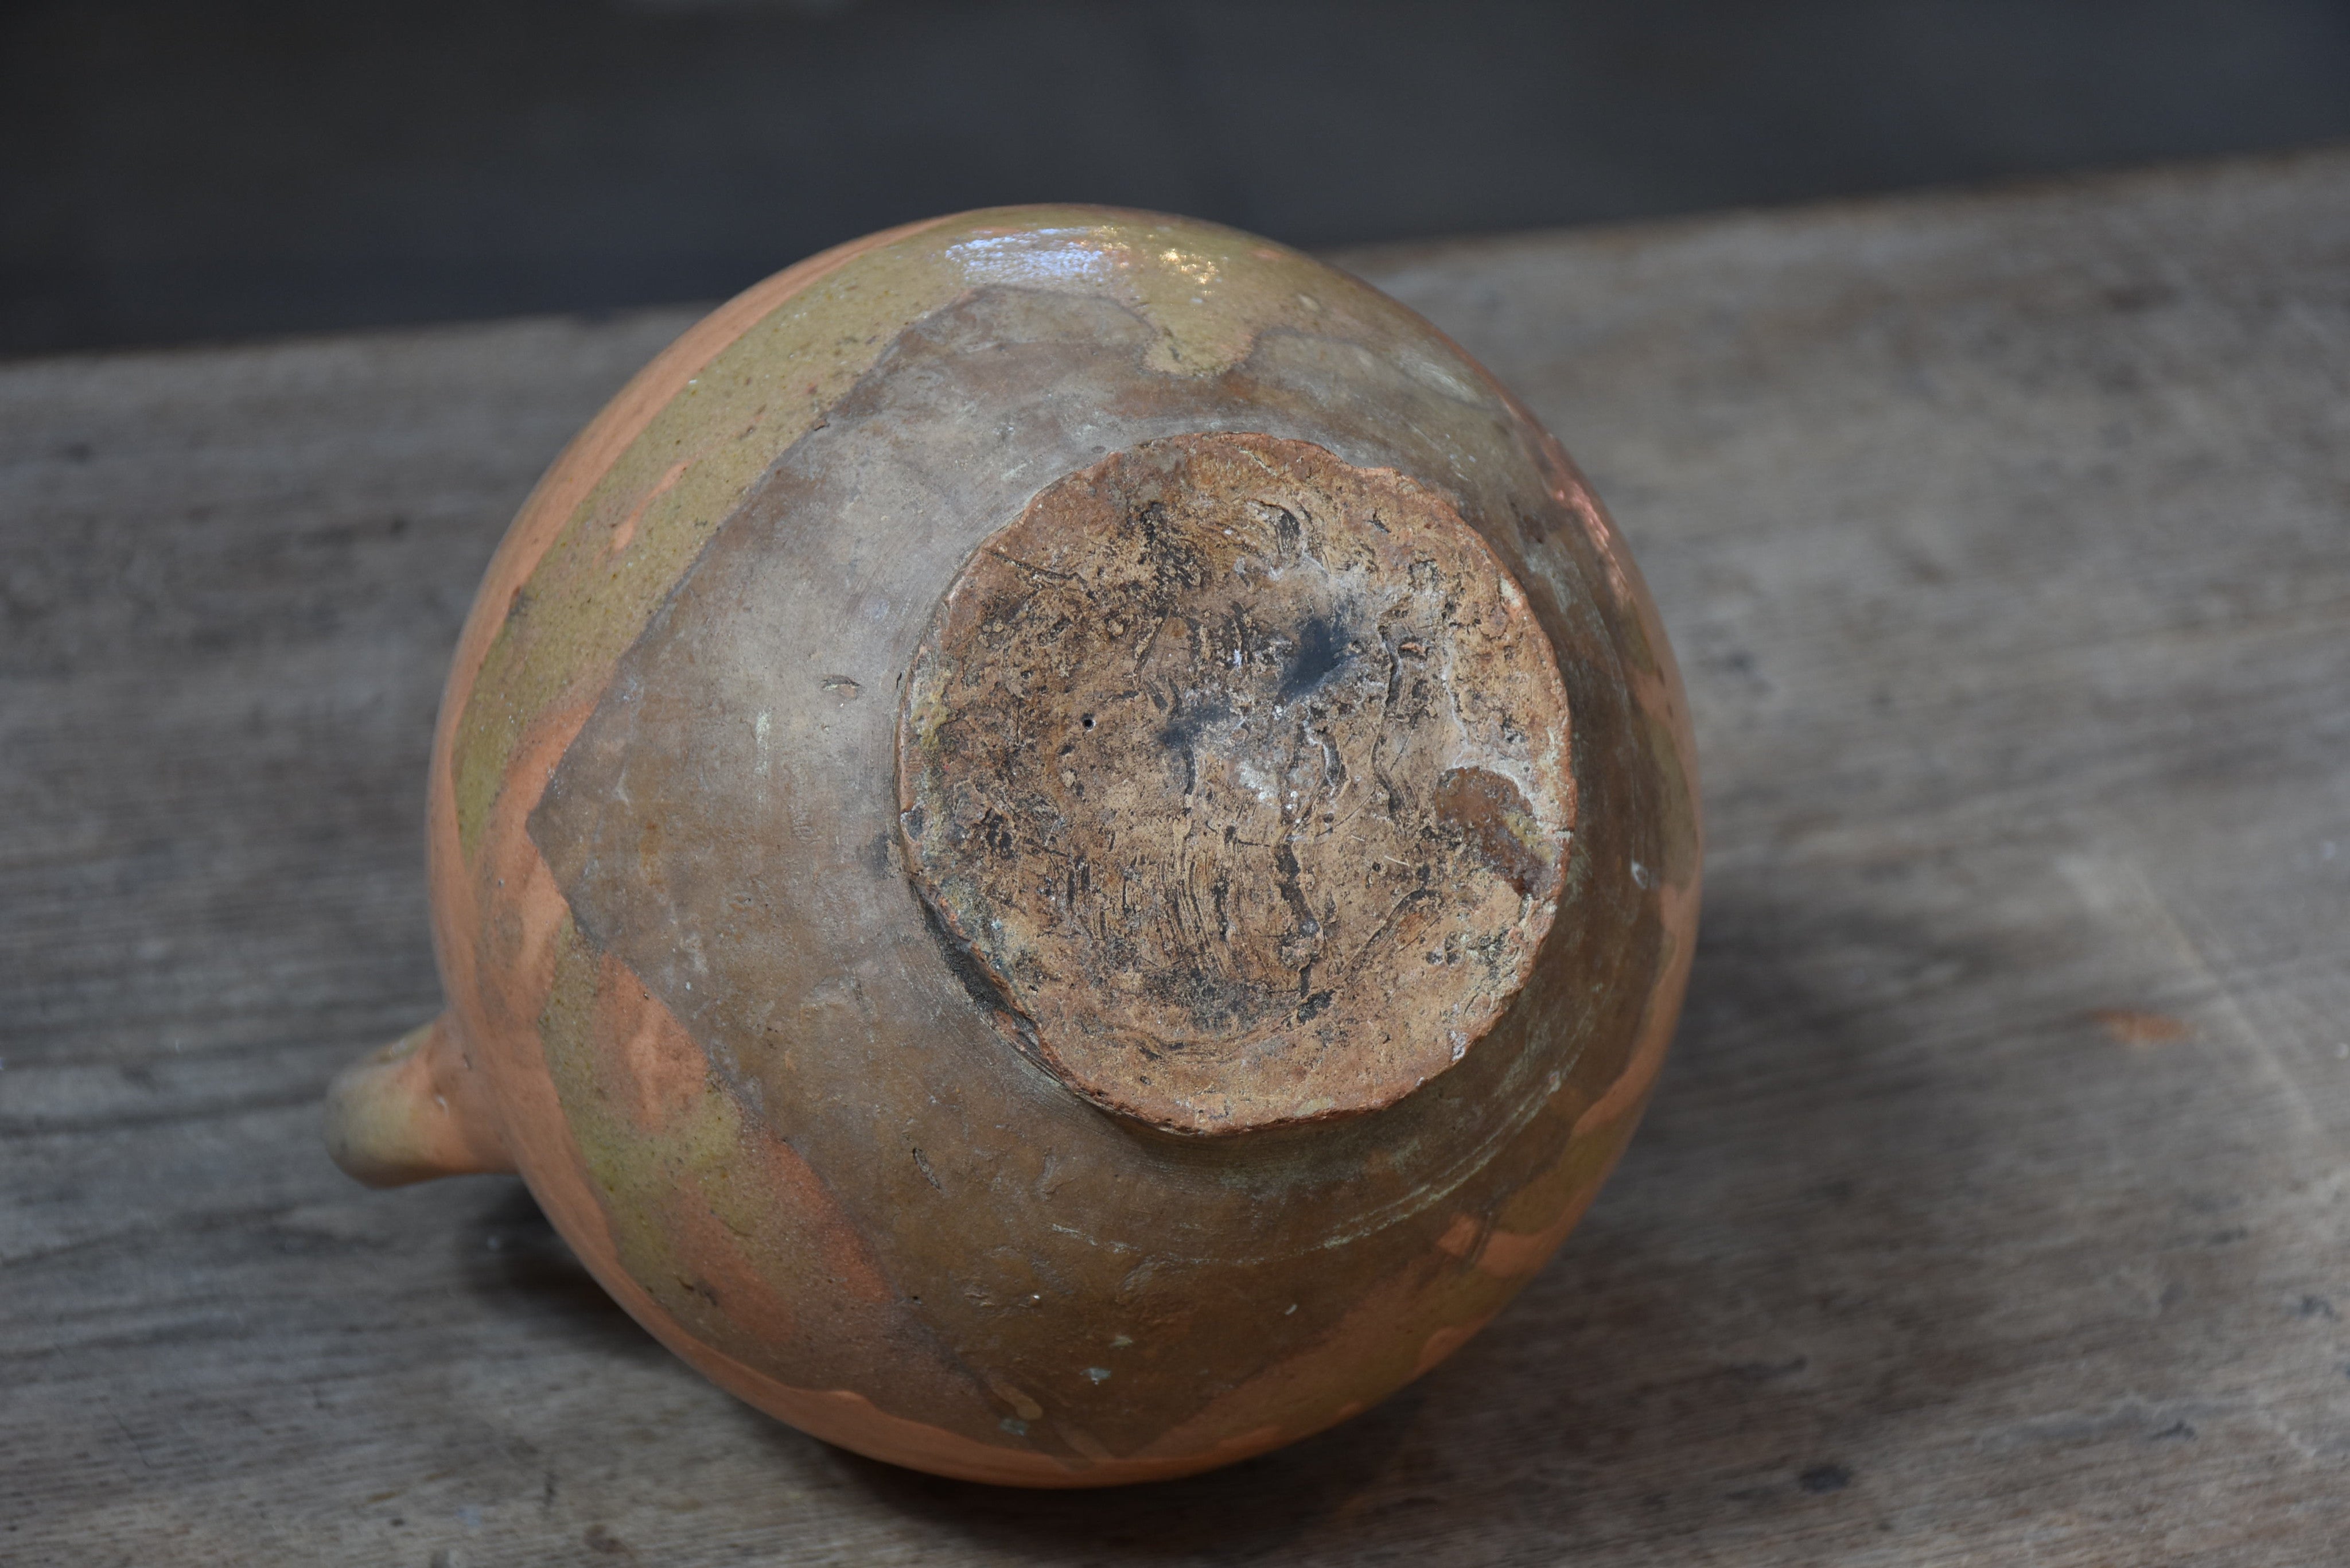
[539,916,742,1328]
[1492,1103,1634,1242]
[450,207,1384,859]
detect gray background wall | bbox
[7,0,2349,357]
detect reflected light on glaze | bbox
[945,229,1123,284]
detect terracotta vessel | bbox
[325,207,1701,1487]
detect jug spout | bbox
[324,1010,514,1186]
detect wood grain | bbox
[5,150,2347,1565]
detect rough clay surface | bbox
[901,432,1573,1134]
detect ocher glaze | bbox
[327,207,1701,1487]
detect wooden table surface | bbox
[5,151,2347,1566]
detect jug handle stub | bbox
[323,1011,515,1187]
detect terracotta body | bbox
[325,208,1701,1487]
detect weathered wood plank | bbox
[4,151,2346,1565]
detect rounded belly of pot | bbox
[422,208,1700,1483]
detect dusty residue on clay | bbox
[899,431,1574,1134]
